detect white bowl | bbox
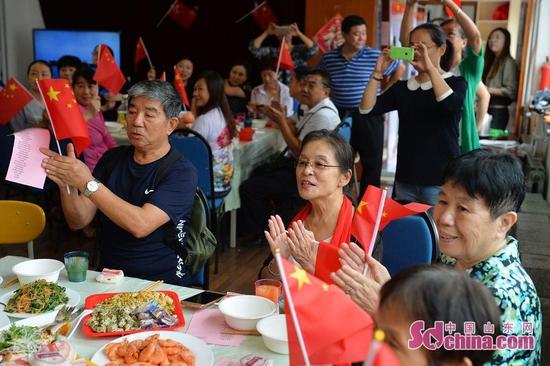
[105,121,123,134]
[12,259,64,285]
[218,295,276,331]
[256,314,288,354]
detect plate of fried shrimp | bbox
[90,331,213,366]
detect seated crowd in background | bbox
[1,9,537,365]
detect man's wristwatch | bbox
[83,179,101,197]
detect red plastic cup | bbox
[255,279,282,310]
[239,127,255,142]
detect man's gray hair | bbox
[128,80,182,119]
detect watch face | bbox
[87,180,99,192]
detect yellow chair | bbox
[0,200,46,258]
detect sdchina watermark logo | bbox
[408,321,535,351]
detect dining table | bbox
[107,121,287,248]
[0,256,290,365]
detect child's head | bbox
[376,265,500,366]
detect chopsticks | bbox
[1,277,18,288]
[140,280,163,292]
[222,329,261,336]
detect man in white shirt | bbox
[239,69,340,244]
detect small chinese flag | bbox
[134,37,151,71]
[160,71,166,81]
[363,336,401,366]
[37,79,89,156]
[351,185,431,249]
[277,38,295,71]
[93,44,126,95]
[279,256,375,365]
[444,0,462,17]
[173,66,190,107]
[169,0,197,29]
[0,77,33,125]
[253,1,277,30]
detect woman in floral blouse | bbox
[332,149,541,365]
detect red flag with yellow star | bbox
[279,256,375,365]
[37,79,89,156]
[277,37,295,72]
[0,77,34,125]
[173,66,190,107]
[93,44,126,95]
[351,185,431,249]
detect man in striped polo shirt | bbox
[318,15,404,194]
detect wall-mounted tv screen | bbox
[33,29,121,76]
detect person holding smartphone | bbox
[359,23,466,205]
[249,58,293,121]
[401,0,487,152]
[249,22,318,85]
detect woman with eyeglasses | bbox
[359,23,467,205]
[263,129,355,283]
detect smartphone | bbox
[390,46,414,61]
[180,291,226,309]
[273,25,291,37]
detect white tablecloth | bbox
[0,256,289,364]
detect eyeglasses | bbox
[296,159,341,171]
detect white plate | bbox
[91,331,214,366]
[0,288,80,319]
[0,275,3,286]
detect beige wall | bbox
[0,0,44,83]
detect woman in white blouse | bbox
[192,71,237,193]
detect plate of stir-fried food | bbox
[0,280,80,318]
[91,331,213,366]
[83,291,184,337]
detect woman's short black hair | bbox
[300,129,352,174]
[442,149,525,218]
[341,15,367,34]
[72,65,96,87]
[27,60,52,75]
[379,265,501,366]
[257,57,276,73]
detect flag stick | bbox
[362,340,381,366]
[275,36,285,75]
[140,37,154,69]
[35,79,71,195]
[273,250,311,366]
[363,188,387,274]
[156,0,178,28]
[235,1,266,23]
